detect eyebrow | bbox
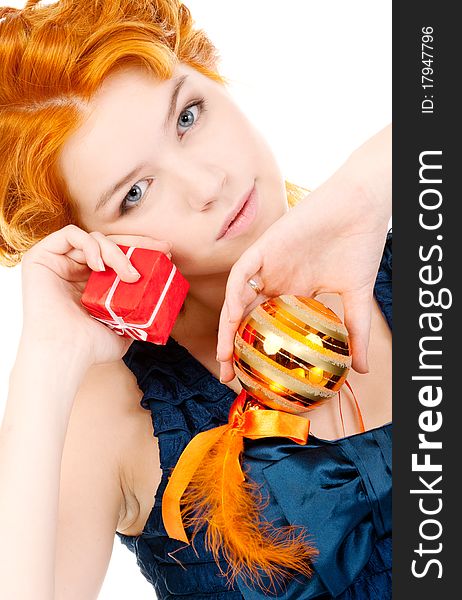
[162,74,189,134]
[94,74,189,213]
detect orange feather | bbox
[180,427,318,593]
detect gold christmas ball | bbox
[233,296,352,414]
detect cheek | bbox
[227,120,281,188]
[209,104,258,160]
[169,247,208,278]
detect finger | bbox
[217,268,264,376]
[225,248,264,323]
[66,244,172,266]
[243,292,268,318]
[28,224,108,274]
[217,292,268,383]
[220,359,236,384]
[65,248,88,265]
[87,232,140,281]
[219,299,268,383]
[104,234,172,254]
[216,301,236,363]
[227,275,264,329]
[66,236,172,284]
[342,289,373,374]
[92,233,174,282]
[217,302,238,383]
[57,225,172,264]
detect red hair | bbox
[0,0,306,267]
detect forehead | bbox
[90,62,196,108]
[61,62,199,159]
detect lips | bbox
[216,183,256,240]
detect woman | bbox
[0,0,391,598]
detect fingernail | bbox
[128,263,141,278]
[97,258,106,272]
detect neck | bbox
[171,270,230,342]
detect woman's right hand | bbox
[19,224,172,367]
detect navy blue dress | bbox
[116,230,392,599]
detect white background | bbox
[1,1,391,597]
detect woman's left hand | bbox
[216,124,391,383]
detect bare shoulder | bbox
[68,358,146,456]
[72,357,145,423]
[67,357,161,535]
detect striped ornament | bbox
[233,296,351,414]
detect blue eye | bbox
[119,179,152,215]
[177,98,207,136]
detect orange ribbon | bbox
[338,380,365,436]
[162,390,310,543]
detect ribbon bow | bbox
[258,424,391,597]
[162,389,310,543]
[90,315,149,341]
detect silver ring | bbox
[247,278,262,295]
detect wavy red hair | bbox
[0,0,306,267]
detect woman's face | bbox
[59,63,288,277]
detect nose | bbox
[173,162,227,211]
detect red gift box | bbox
[80,245,189,344]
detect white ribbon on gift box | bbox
[90,246,178,342]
